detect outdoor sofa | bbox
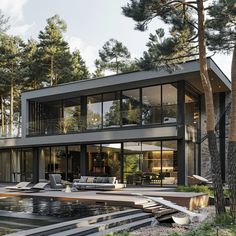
[72,176,126,190]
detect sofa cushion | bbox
[95,177,103,183]
[79,176,87,183]
[101,177,109,183]
[87,177,94,183]
[108,177,116,184]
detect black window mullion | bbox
[120,91,123,128]
[140,88,142,126]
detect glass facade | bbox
[27,83,178,136]
[87,95,102,130]
[0,81,202,185]
[103,92,120,128]
[39,145,81,181]
[142,86,161,125]
[87,144,121,181]
[162,84,177,123]
[122,89,140,126]
[124,141,178,185]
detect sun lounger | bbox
[18,182,49,192]
[5,182,31,191]
[191,175,213,185]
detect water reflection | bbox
[0,196,128,235]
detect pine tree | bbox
[206,0,236,217]
[37,15,72,86]
[0,34,24,136]
[123,0,226,214]
[96,38,132,74]
[71,49,90,80]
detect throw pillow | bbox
[87,177,94,183]
[79,176,87,183]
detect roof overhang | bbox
[22,58,231,102]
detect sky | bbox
[0,0,232,78]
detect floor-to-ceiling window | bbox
[142,86,161,125]
[87,95,102,129]
[103,92,120,128]
[63,98,81,133]
[87,143,121,181]
[122,89,140,126]
[185,87,200,178]
[162,84,177,123]
[0,150,11,182]
[68,145,81,181]
[21,148,33,182]
[11,149,21,182]
[124,141,178,185]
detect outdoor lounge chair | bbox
[49,174,64,189]
[18,182,49,192]
[191,175,212,185]
[5,182,31,191]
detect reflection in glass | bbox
[162,141,177,184]
[39,147,50,180]
[87,95,102,129]
[162,84,177,123]
[0,150,11,182]
[21,149,33,182]
[11,149,21,182]
[51,146,67,180]
[63,98,81,133]
[103,92,120,128]
[123,142,142,182]
[122,89,140,126]
[87,144,121,181]
[68,145,81,181]
[142,86,161,124]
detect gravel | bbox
[131,206,216,236]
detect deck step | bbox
[49,212,152,236]
[88,218,155,236]
[5,209,143,236]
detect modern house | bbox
[0,58,231,185]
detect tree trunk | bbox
[228,44,236,218]
[50,55,54,86]
[0,95,5,136]
[197,0,225,214]
[10,78,14,136]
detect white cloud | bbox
[0,0,29,22]
[0,0,35,37]
[67,36,99,72]
[8,22,35,36]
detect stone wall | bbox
[200,92,231,181]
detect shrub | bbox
[176,185,213,196]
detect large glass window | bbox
[63,98,81,133]
[68,145,81,181]
[123,141,177,185]
[122,89,140,126]
[0,150,11,182]
[21,148,33,182]
[103,92,120,128]
[142,86,161,124]
[87,95,102,129]
[11,149,21,182]
[87,144,121,181]
[161,141,177,184]
[162,84,177,123]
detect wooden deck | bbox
[0,186,208,210]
